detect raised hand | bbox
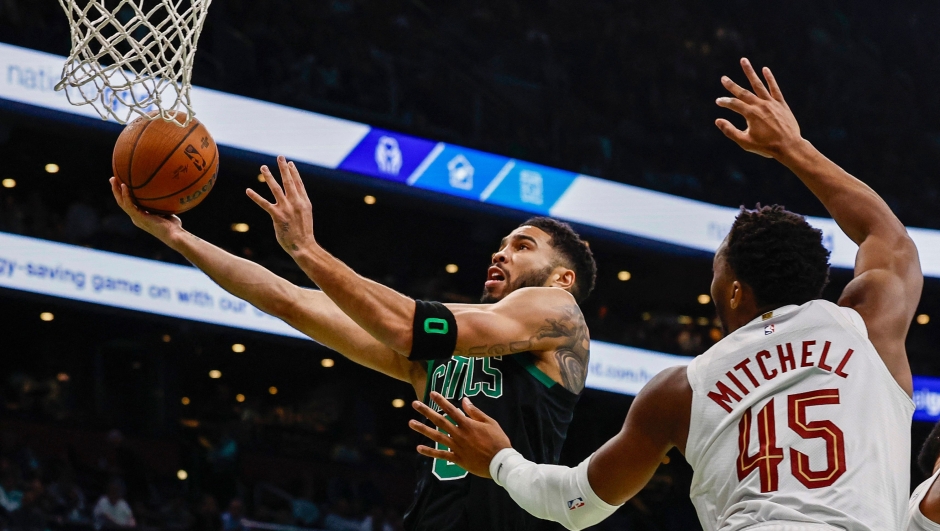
[715,58,803,159]
[109,176,183,242]
[410,392,513,478]
[247,156,316,255]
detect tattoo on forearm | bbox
[454,305,590,393]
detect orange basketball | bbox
[112,111,219,215]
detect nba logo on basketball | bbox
[567,498,585,510]
[764,324,775,335]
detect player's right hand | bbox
[715,57,804,160]
[110,176,183,241]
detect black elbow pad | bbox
[409,300,458,361]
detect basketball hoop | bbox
[55,0,212,126]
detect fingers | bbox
[109,177,124,206]
[715,97,749,117]
[461,397,491,423]
[260,165,285,202]
[408,420,452,447]
[714,118,748,144]
[416,445,456,462]
[740,58,771,99]
[762,66,785,102]
[412,400,457,432]
[246,188,275,214]
[119,183,138,214]
[276,156,297,198]
[430,392,466,419]
[287,160,308,196]
[720,76,758,105]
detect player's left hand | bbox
[410,392,512,478]
[247,155,316,255]
[715,57,803,159]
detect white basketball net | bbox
[55,0,212,126]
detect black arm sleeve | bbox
[409,300,458,361]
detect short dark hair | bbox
[919,421,940,476]
[520,217,597,303]
[725,205,830,308]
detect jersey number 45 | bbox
[737,389,846,492]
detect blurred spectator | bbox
[100,430,150,507]
[8,478,47,530]
[323,498,368,531]
[220,499,246,531]
[0,468,23,514]
[46,465,90,525]
[93,478,136,529]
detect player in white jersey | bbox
[907,422,940,530]
[407,57,924,531]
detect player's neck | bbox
[725,303,777,334]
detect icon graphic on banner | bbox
[374,136,403,175]
[447,155,474,190]
[519,170,544,205]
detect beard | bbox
[480,264,556,303]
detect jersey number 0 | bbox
[737,389,847,492]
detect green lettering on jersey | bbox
[480,356,503,398]
[463,357,482,396]
[426,356,505,480]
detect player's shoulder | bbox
[506,286,578,306]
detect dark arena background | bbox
[1,1,940,530]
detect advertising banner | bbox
[0,231,306,339]
[914,375,940,423]
[3,41,940,278]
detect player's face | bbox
[710,243,734,334]
[481,226,558,303]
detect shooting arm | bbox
[166,231,423,390]
[111,176,423,392]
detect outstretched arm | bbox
[248,158,589,387]
[109,178,425,395]
[715,58,922,393]
[409,366,691,530]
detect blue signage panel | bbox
[337,128,438,184]
[481,161,578,215]
[914,375,940,423]
[409,145,511,200]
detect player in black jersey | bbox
[109,155,597,531]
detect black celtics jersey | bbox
[403,353,581,531]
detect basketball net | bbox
[55,0,212,126]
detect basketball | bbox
[112,111,219,215]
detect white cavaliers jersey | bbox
[908,469,940,531]
[685,300,914,531]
